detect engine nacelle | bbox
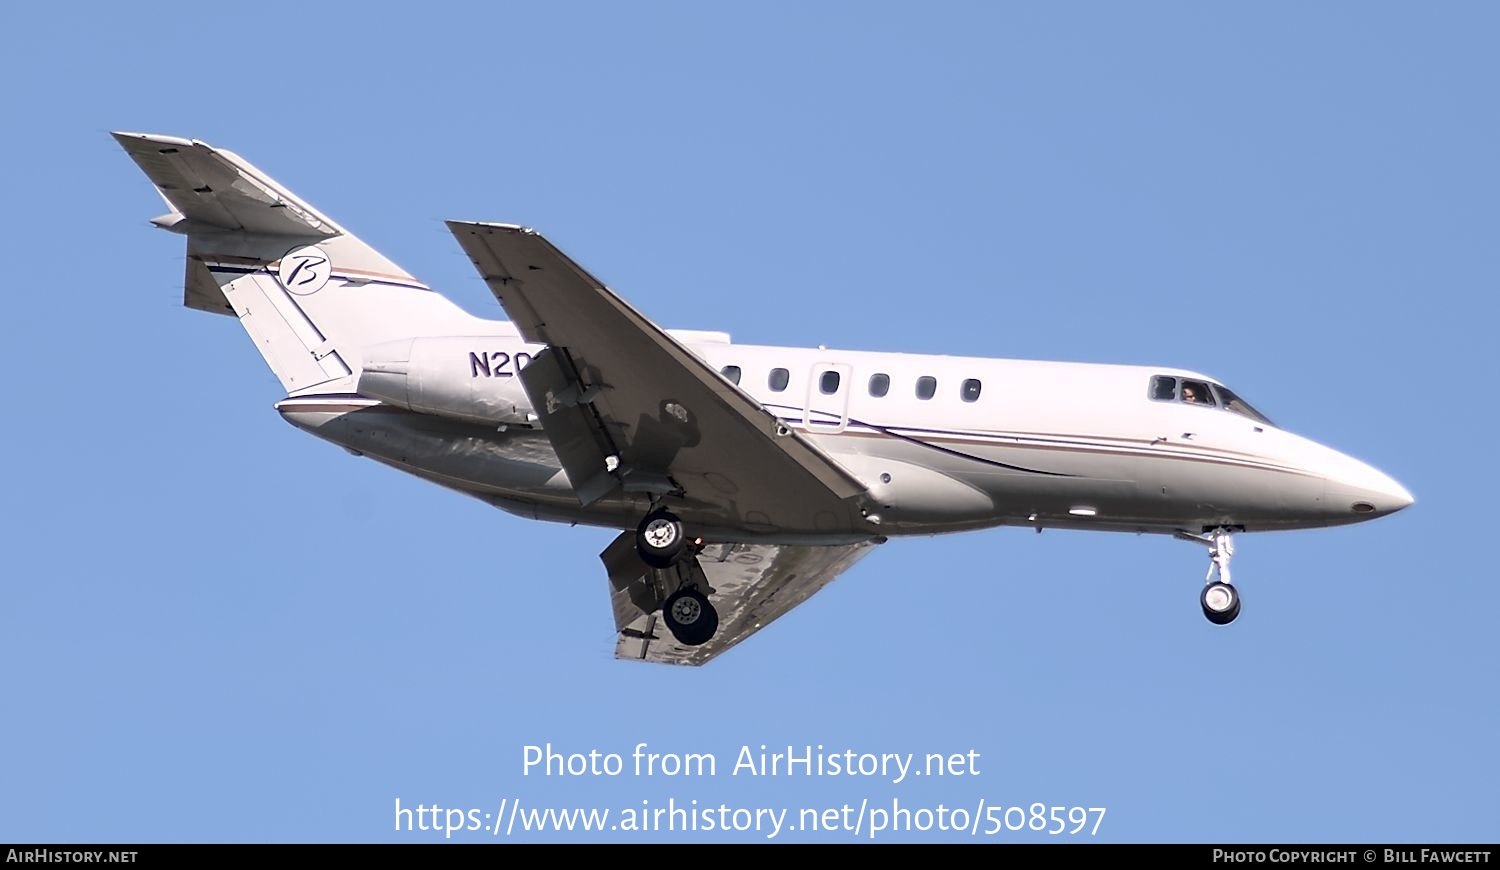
[357,337,536,427]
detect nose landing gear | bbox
[1176,527,1242,625]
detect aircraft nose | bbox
[1383,477,1416,512]
[1326,457,1414,519]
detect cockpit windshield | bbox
[1148,375,1275,427]
[1210,384,1275,426]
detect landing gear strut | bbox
[1176,527,1242,625]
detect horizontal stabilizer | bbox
[113,132,341,238]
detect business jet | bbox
[114,132,1414,665]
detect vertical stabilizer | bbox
[114,132,486,394]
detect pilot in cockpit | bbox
[1181,383,1210,405]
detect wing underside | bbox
[602,533,877,665]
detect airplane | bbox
[114,132,1415,665]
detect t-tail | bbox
[113,132,489,395]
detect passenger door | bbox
[805,362,852,432]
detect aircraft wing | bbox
[445,221,867,531]
[601,532,878,665]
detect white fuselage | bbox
[115,130,1415,652]
[275,327,1413,544]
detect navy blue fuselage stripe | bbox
[764,403,1074,478]
[283,392,370,401]
[861,422,1077,477]
[204,265,431,293]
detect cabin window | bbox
[869,373,890,397]
[961,378,982,402]
[1180,379,1216,407]
[819,370,841,395]
[720,365,741,385]
[1150,375,1177,401]
[769,368,789,392]
[916,376,937,400]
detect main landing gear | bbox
[636,509,686,569]
[634,507,719,646]
[1176,527,1242,625]
[661,586,719,647]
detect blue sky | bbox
[1,2,1494,844]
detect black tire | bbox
[1201,581,1241,625]
[662,587,719,646]
[636,510,686,568]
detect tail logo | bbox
[277,245,332,296]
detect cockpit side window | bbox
[1150,375,1178,401]
[1180,380,1216,407]
[1150,374,1276,426]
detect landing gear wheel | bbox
[662,587,719,646]
[1201,581,1241,625]
[636,510,686,568]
